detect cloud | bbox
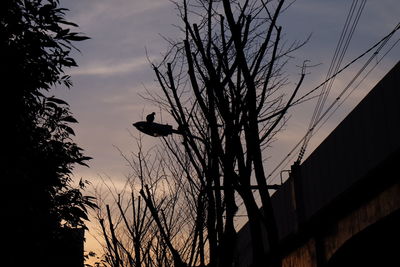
[64,0,171,30]
[69,56,153,76]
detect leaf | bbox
[62,115,78,123]
[59,20,78,27]
[66,33,90,41]
[62,57,78,67]
[77,156,92,167]
[60,124,75,136]
[45,101,58,110]
[39,4,54,16]
[70,207,88,220]
[47,96,69,106]
[56,28,70,37]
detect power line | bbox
[268,36,400,186]
[291,22,400,109]
[314,36,400,140]
[234,18,400,218]
[267,21,400,182]
[297,0,366,163]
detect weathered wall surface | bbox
[234,62,400,267]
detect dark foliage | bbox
[1,0,96,265]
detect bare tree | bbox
[147,1,308,267]
[92,136,205,267]
[96,1,308,267]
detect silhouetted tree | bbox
[1,0,96,266]
[148,1,308,267]
[93,137,203,267]
[97,1,309,266]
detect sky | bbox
[54,0,400,258]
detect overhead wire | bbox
[267,21,400,183]
[316,0,366,122]
[300,0,358,160]
[297,0,366,163]
[267,37,400,186]
[314,36,400,140]
[291,22,400,108]
[233,4,400,217]
[310,0,357,128]
[336,37,400,114]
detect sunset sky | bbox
[54,0,400,256]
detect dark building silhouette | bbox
[48,228,85,267]
[234,61,400,266]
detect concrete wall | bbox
[234,61,400,266]
[298,61,400,221]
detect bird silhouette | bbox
[146,112,156,123]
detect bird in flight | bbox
[146,112,156,123]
